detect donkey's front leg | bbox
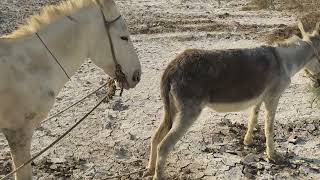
[3,126,34,180]
[153,107,201,180]
[263,97,284,163]
[244,103,262,146]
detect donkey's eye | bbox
[120,36,129,41]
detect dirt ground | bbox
[0,0,319,179]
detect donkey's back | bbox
[162,47,283,109]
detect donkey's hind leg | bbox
[144,95,177,178]
[144,115,172,177]
[244,103,262,146]
[153,105,202,180]
[3,126,34,180]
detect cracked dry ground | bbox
[0,0,319,179]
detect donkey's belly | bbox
[207,95,263,112]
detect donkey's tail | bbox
[160,70,173,129]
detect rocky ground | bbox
[0,0,319,179]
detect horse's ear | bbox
[298,20,307,37]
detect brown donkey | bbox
[144,21,320,180]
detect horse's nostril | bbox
[132,70,141,82]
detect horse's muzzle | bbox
[132,69,141,83]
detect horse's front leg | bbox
[3,126,34,180]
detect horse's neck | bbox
[38,17,88,75]
[28,7,98,93]
[276,41,314,77]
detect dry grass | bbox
[307,85,320,108]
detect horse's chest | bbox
[0,84,56,129]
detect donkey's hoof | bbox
[143,168,155,178]
[267,152,287,164]
[152,176,164,180]
[243,136,254,146]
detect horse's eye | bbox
[120,36,129,41]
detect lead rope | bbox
[35,32,71,80]
[41,81,109,124]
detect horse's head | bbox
[298,20,320,87]
[91,0,141,89]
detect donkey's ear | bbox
[312,22,320,36]
[298,20,307,37]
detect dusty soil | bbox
[0,0,319,179]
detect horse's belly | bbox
[207,96,262,112]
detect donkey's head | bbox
[298,20,320,46]
[298,20,320,87]
[90,0,141,89]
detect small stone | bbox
[242,153,259,165]
[114,147,128,159]
[129,133,136,140]
[288,135,298,144]
[256,163,264,170]
[51,158,66,164]
[50,164,58,170]
[104,121,112,129]
[288,135,303,145]
[306,124,316,132]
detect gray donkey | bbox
[144,21,320,180]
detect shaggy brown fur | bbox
[162,48,281,104]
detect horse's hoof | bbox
[143,168,155,178]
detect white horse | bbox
[144,21,320,180]
[0,0,141,179]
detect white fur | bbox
[0,0,141,179]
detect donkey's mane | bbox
[3,0,97,38]
[275,35,302,47]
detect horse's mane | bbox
[3,0,97,38]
